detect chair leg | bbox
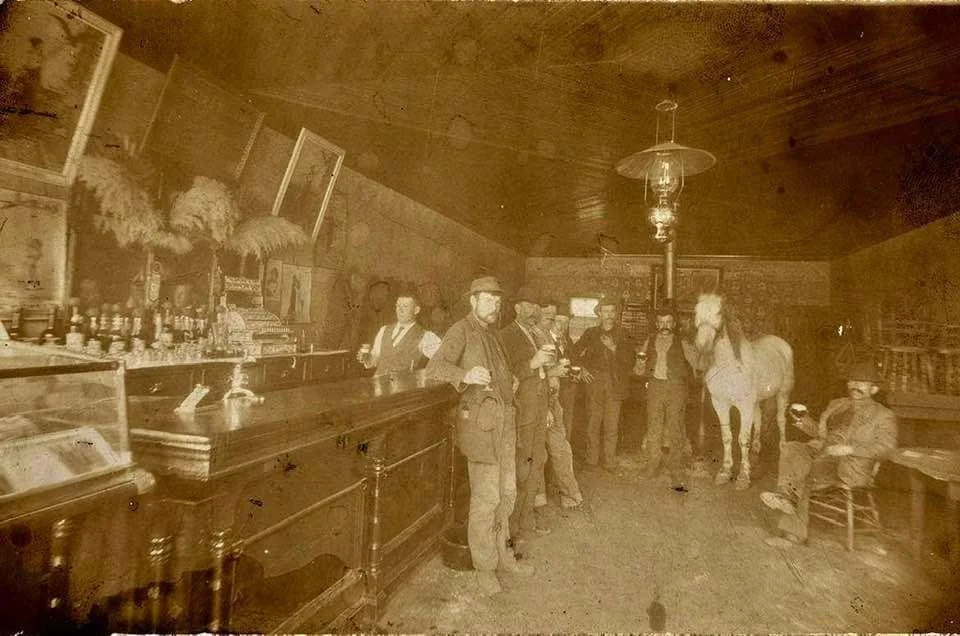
[846,489,855,551]
[866,491,881,527]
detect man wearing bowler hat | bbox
[572,294,636,471]
[760,361,898,546]
[635,302,699,483]
[426,276,532,596]
[500,286,562,540]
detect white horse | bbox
[694,293,795,489]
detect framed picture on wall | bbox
[271,128,345,242]
[651,266,722,311]
[0,188,68,307]
[0,0,122,186]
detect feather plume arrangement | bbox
[76,154,192,255]
[169,176,241,246]
[224,216,309,260]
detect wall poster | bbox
[0,188,67,307]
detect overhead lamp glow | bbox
[616,99,715,243]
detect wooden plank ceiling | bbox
[82,0,960,259]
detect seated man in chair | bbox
[760,362,898,547]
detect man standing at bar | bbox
[426,277,532,597]
[573,295,635,472]
[499,287,558,540]
[357,291,441,374]
[635,303,698,484]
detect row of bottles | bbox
[4,300,237,359]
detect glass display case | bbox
[0,340,132,520]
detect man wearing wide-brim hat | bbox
[426,276,532,596]
[571,293,636,471]
[760,361,898,547]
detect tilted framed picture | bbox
[271,128,345,242]
[0,0,122,186]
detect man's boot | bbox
[475,570,502,596]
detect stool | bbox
[809,484,883,551]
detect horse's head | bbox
[694,292,724,356]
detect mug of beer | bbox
[357,343,372,363]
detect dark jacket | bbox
[573,325,634,401]
[426,313,513,463]
[499,321,550,429]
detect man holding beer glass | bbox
[533,301,583,509]
[573,295,636,472]
[500,287,565,541]
[635,303,698,483]
[426,277,530,596]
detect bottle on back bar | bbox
[42,306,58,344]
[8,306,21,340]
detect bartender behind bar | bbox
[357,291,441,374]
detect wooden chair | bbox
[808,462,883,551]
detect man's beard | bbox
[475,308,499,324]
[658,327,673,335]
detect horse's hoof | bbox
[714,470,732,485]
[735,474,751,490]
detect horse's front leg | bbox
[736,400,760,490]
[711,396,733,485]
[776,390,789,448]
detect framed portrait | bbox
[280,263,312,324]
[0,188,68,307]
[262,258,283,315]
[651,266,722,311]
[0,0,122,186]
[143,55,265,182]
[271,128,345,242]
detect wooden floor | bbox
[379,454,957,633]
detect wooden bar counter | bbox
[127,368,459,633]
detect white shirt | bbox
[366,322,442,368]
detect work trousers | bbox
[775,441,842,542]
[511,399,548,538]
[466,405,518,571]
[535,398,582,503]
[557,380,577,442]
[642,379,689,469]
[586,377,623,469]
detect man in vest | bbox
[357,292,441,374]
[500,286,562,541]
[636,303,698,483]
[426,276,532,597]
[573,295,635,472]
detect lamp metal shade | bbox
[615,141,716,180]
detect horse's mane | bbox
[722,300,747,362]
[696,292,747,362]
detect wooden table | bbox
[890,447,960,572]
